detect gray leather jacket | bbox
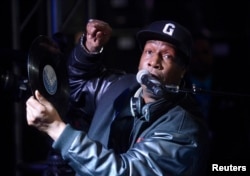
[52,43,210,176]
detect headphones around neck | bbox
[130,88,144,117]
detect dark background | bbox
[1,0,250,175]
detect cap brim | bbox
[136,30,180,49]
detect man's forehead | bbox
[145,40,176,48]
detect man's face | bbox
[138,40,186,86]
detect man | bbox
[26,19,210,176]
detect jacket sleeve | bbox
[66,43,125,126]
[53,112,209,176]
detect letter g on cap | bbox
[163,23,175,36]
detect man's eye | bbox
[163,54,173,59]
[145,50,152,54]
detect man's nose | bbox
[147,55,161,69]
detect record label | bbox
[43,65,57,95]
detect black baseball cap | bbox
[136,20,193,65]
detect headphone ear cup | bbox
[130,97,144,117]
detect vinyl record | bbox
[27,35,69,119]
